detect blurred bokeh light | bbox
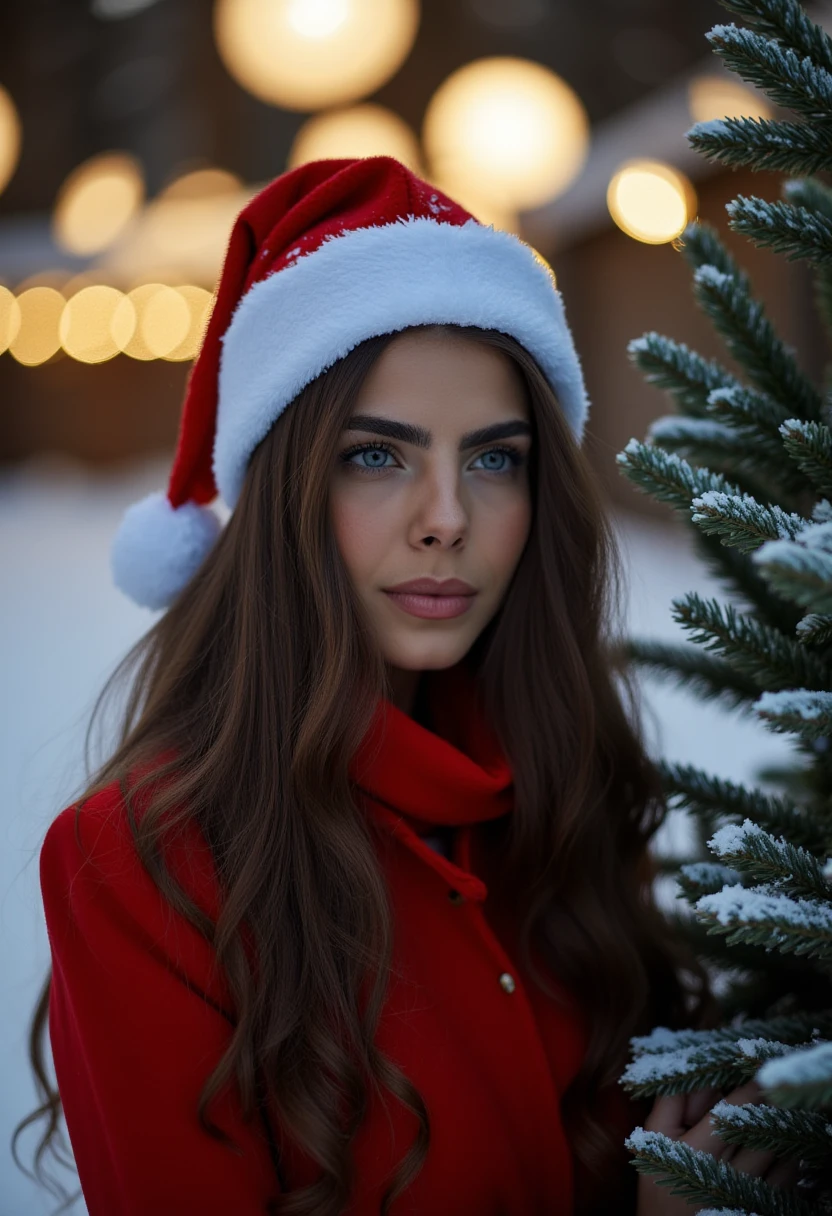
[0,284,21,353]
[52,152,145,256]
[422,56,589,213]
[607,159,696,245]
[59,285,134,363]
[8,286,65,366]
[113,283,187,359]
[0,84,21,197]
[288,104,423,172]
[99,168,253,287]
[687,73,774,123]
[163,285,214,361]
[213,0,420,110]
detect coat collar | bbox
[348,659,513,901]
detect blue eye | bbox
[339,441,526,476]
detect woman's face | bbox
[328,330,533,712]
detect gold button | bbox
[499,972,516,994]
[448,889,465,904]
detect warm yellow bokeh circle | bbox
[607,160,696,245]
[423,57,589,212]
[9,287,65,366]
[59,286,134,363]
[213,0,419,110]
[288,104,422,173]
[53,151,145,256]
[0,84,22,197]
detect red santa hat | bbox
[111,155,590,609]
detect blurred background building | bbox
[1,3,828,1213]
[1,0,827,508]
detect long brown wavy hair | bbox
[13,322,716,1215]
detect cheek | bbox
[329,493,392,576]
[486,499,532,570]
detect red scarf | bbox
[347,657,514,836]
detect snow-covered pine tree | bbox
[614,1,832,1211]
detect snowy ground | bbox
[0,456,797,1215]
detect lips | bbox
[384,578,476,596]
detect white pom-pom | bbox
[111,490,222,610]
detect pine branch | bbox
[655,758,826,852]
[703,385,815,503]
[687,114,832,178]
[708,817,830,899]
[689,490,807,554]
[796,613,832,647]
[622,636,763,708]
[675,218,753,295]
[782,178,832,340]
[664,906,814,979]
[625,1127,816,1214]
[757,1038,832,1108]
[783,176,832,222]
[753,514,832,613]
[714,966,812,1023]
[755,544,832,613]
[715,0,832,75]
[706,24,832,123]
[754,687,832,741]
[679,861,745,899]
[814,264,832,345]
[709,1098,832,1166]
[627,332,739,416]
[726,194,832,267]
[694,881,832,961]
[671,592,832,691]
[616,439,745,513]
[649,415,763,456]
[654,852,699,877]
[706,383,798,439]
[779,418,832,500]
[623,1028,797,1097]
[630,1008,832,1059]
[729,194,832,273]
[692,265,823,421]
[691,527,806,638]
[648,416,808,508]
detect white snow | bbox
[696,882,832,935]
[689,493,806,541]
[648,418,736,444]
[757,1037,832,1089]
[694,265,732,291]
[708,818,768,856]
[755,687,832,723]
[734,1036,791,1060]
[709,1099,758,1126]
[621,1044,701,1085]
[679,861,743,888]
[625,1126,714,1170]
[687,118,733,138]
[698,1210,759,1216]
[0,455,798,1213]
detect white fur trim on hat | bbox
[111,491,222,610]
[215,215,589,509]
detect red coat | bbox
[41,661,644,1214]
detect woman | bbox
[13,157,790,1215]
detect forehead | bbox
[355,330,529,414]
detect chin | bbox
[382,631,476,672]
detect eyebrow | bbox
[344,415,533,451]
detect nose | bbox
[412,466,469,547]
